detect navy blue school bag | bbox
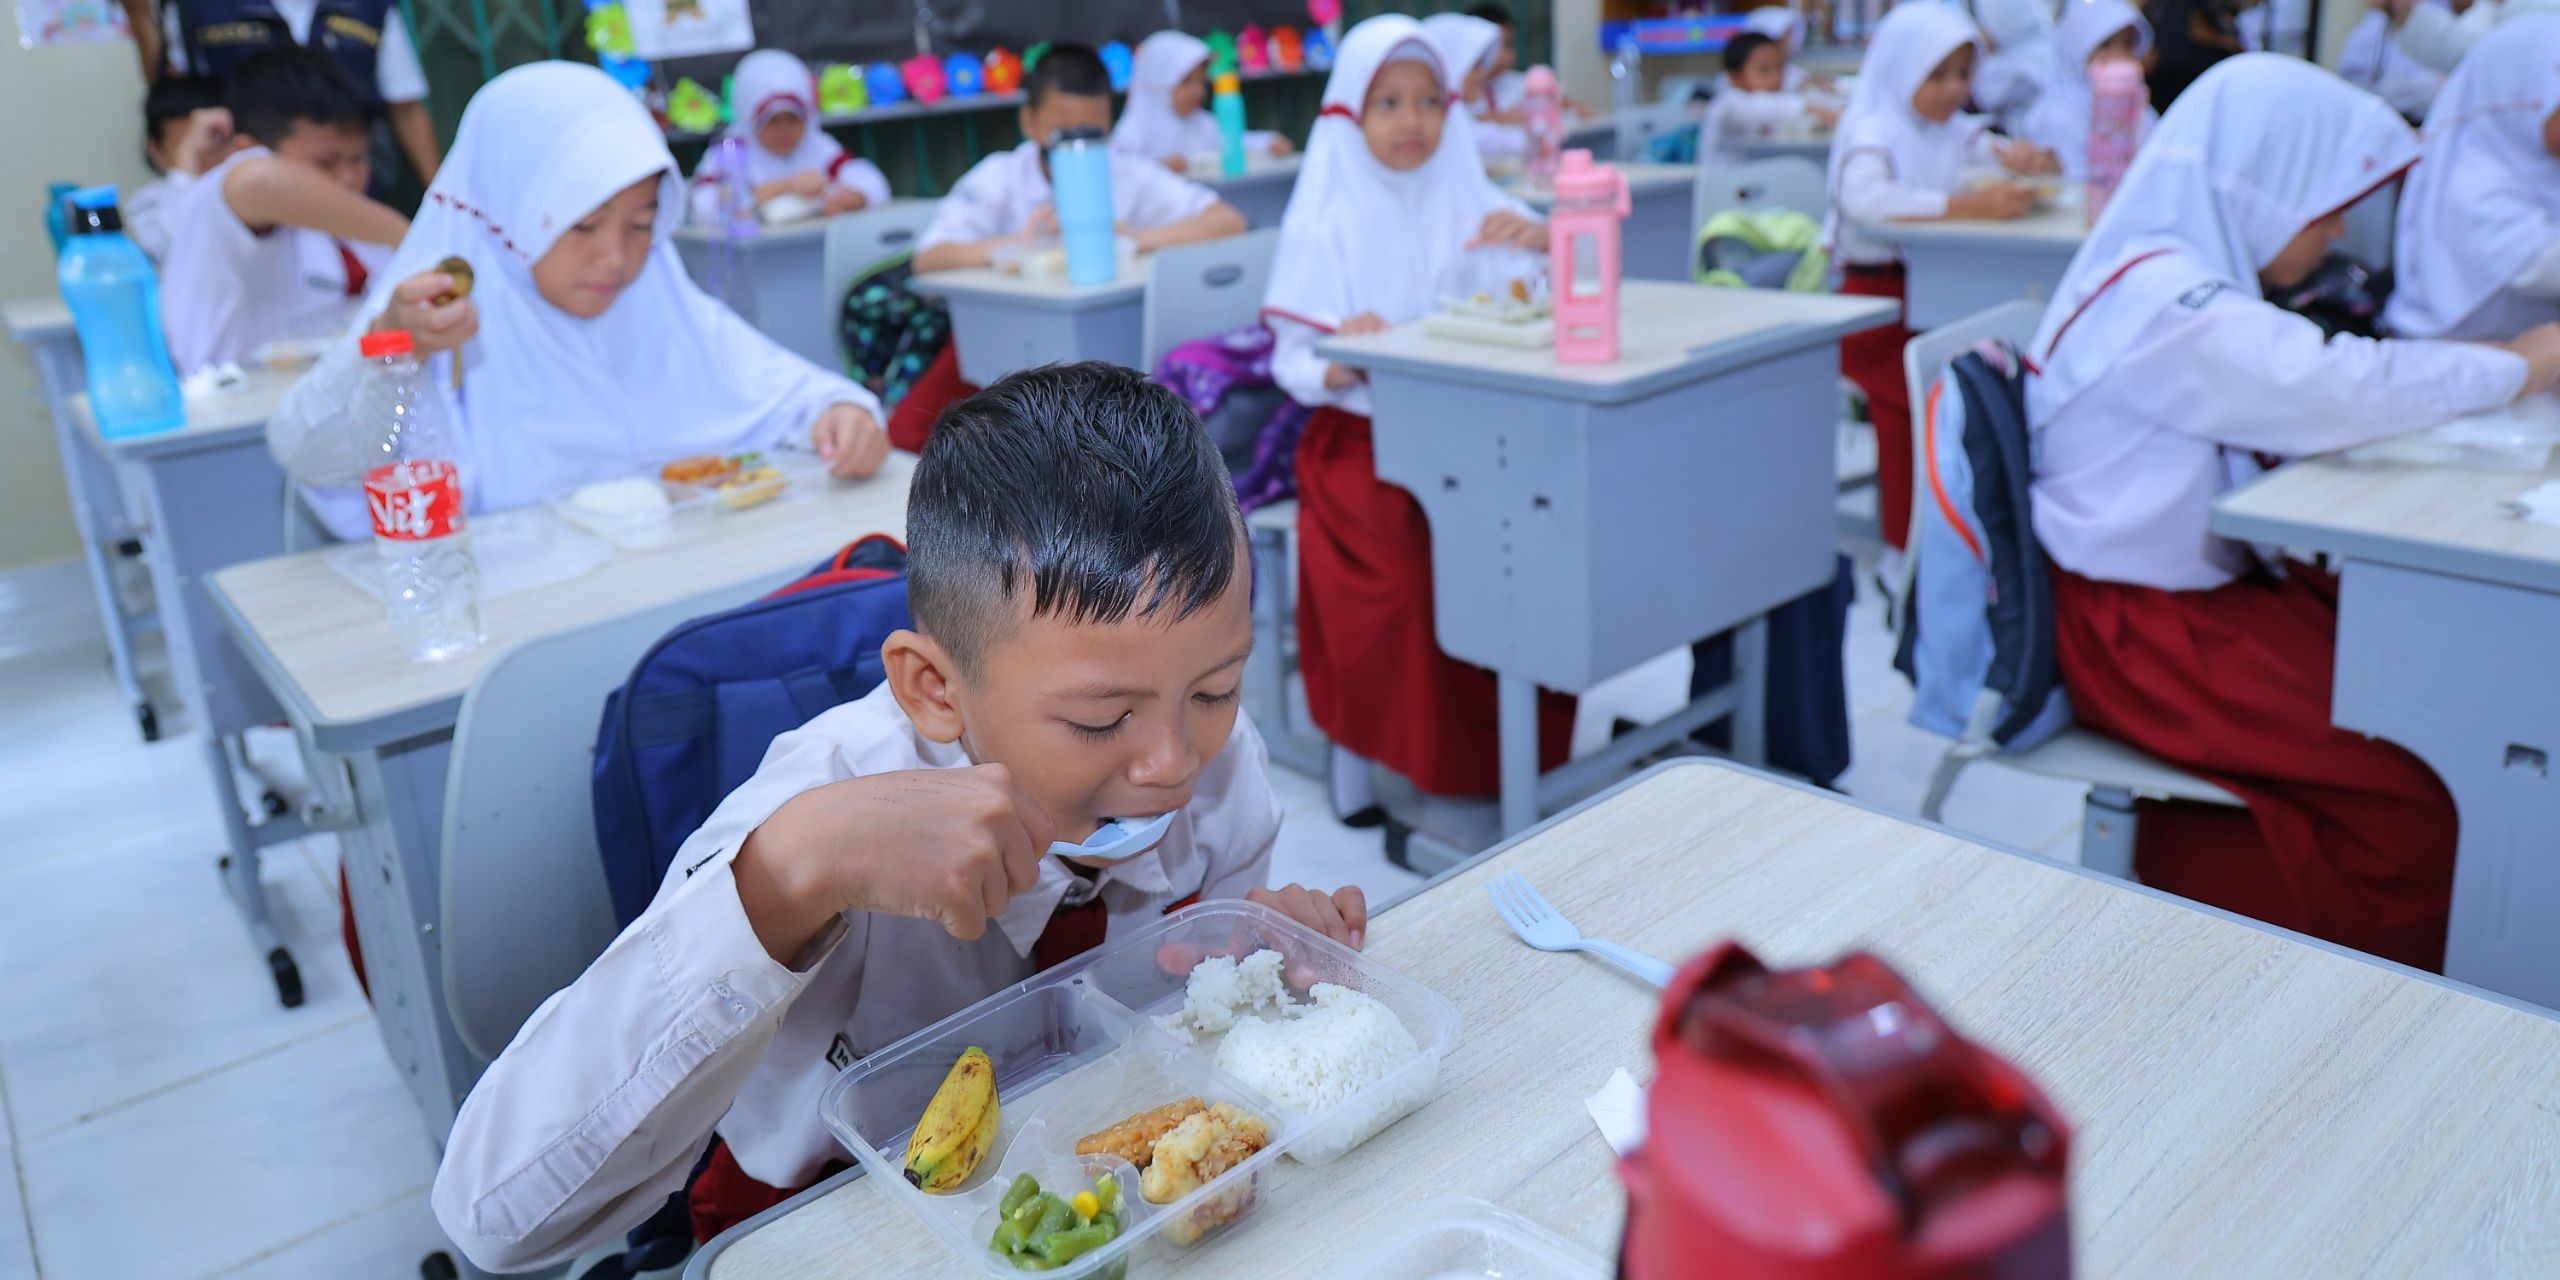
[590,534,909,927]
[1893,342,2072,751]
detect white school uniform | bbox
[265,63,878,539]
[1826,5,2006,267]
[686,49,891,226]
[161,0,427,105]
[159,146,392,375]
[2389,0,2560,75]
[2340,8,2447,121]
[1261,15,1531,417]
[2015,0,2154,182]
[2027,55,2527,592]
[917,140,1221,253]
[430,681,1285,1271]
[1972,0,2056,131]
[1422,13,1529,162]
[125,171,195,264]
[1111,31,1283,165]
[1699,88,1822,167]
[2383,15,2560,342]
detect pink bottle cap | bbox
[1552,149,1630,215]
[1524,65,1558,94]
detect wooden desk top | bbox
[705,760,2560,1278]
[907,261,1148,308]
[208,451,916,750]
[1316,280,1894,405]
[73,369,298,459]
[2215,455,2560,595]
[2,292,72,340]
[1871,197,2089,250]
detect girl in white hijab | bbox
[687,50,890,224]
[1974,0,2058,129]
[1829,2,2054,559]
[1738,7,1823,92]
[2017,0,2155,180]
[268,61,889,539]
[2025,55,2560,970]
[1111,30,1293,170]
[2383,14,2560,341]
[1422,12,1529,162]
[1262,13,1564,836]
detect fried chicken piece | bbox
[1074,1097,1207,1167]
[1141,1102,1271,1246]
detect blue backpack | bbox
[590,535,909,927]
[1893,342,2072,752]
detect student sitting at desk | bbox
[1735,7,1834,94]
[1112,29,1294,172]
[1828,3,2056,573]
[2025,55,2560,969]
[127,75,232,265]
[887,43,1247,450]
[2016,0,2154,182]
[1974,0,2059,132]
[266,63,888,539]
[1422,13,1528,164]
[1699,30,1841,167]
[687,49,891,226]
[161,47,407,376]
[2382,17,2560,342]
[1262,14,1570,844]
[430,363,1364,1267]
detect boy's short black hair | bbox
[1467,3,1514,27]
[907,363,1245,674]
[1024,42,1112,111]
[143,75,225,171]
[1723,31,1778,75]
[225,45,373,147]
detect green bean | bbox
[998,1173,1040,1220]
[1032,1223,1115,1265]
[1033,1194,1076,1238]
[989,1216,1029,1256]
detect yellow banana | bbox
[903,1045,998,1192]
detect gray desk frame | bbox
[1870,211,2086,331]
[907,270,1147,385]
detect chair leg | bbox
[1918,742,1980,823]
[2080,786,2140,881]
[1245,522,1326,778]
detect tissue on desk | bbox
[1585,1067,1648,1156]
[2346,395,2560,473]
[180,361,245,396]
[2513,480,2560,527]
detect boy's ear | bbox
[881,629,967,744]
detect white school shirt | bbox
[430,682,1285,1272]
[160,147,391,375]
[1830,123,2004,267]
[916,140,1221,252]
[125,172,194,264]
[2028,270,2526,591]
[2340,10,2445,120]
[163,0,428,104]
[686,151,891,226]
[1699,89,1819,168]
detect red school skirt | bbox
[885,344,978,454]
[1839,263,1913,551]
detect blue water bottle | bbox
[1047,125,1118,286]
[57,186,184,439]
[1212,67,1250,177]
[44,181,80,256]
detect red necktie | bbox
[336,240,369,298]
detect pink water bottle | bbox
[2085,58,2145,226]
[1549,149,1629,364]
[1524,64,1566,190]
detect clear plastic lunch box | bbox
[550,450,829,549]
[1336,1196,1611,1279]
[819,900,1463,1278]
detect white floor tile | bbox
[16,1018,435,1280]
[0,1157,33,1280]
[213,1189,454,1280]
[0,833,365,1140]
[1269,806,1423,906]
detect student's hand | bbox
[1948,182,2038,221]
[1025,203,1061,241]
[2500,323,2560,397]
[1469,210,1548,252]
[1337,311,1390,337]
[1809,103,1842,130]
[788,171,830,199]
[174,107,234,175]
[370,271,479,354]
[1164,154,1191,173]
[1998,140,2061,176]
[822,185,869,215]
[810,402,889,477]
[1267,135,1295,157]
[1808,73,1841,95]
[1247,884,1368,949]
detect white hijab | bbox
[1826,4,1985,245]
[1261,15,1519,335]
[1974,0,2056,121]
[1421,12,1503,98]
[2019,0,2154,177]
[370,62,870,512]
[1743,7,1807,50]
[720,49,847,186]
[1113,30,1219,160]
[2032,55,2418,415]
[2384,14,2560,339]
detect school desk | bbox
[1514,161,1700,283]
[5,292,160,740]
[1195,152,1304,230]
[674,198,938,368]
[690,759,2560,1279]
[1868,195,2089,330]
[1315,280,1896,850]
[1735,126,1834,165]
[72,371,308,1007]
[2216,455,2560,1011]
[203,453,916,1147]
[908,261,1149,385]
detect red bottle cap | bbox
[360,330,416,358]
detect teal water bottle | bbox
[44,181,79,256]
[1048,125,1118,286]
[57,186,184,438]
[1212,67,1249,177]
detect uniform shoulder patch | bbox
[2178,280,2230,310]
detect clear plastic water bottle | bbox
[706,133,759,323]
[2085,58,2147,226]
[1610,32,1642,158]
[57,186,184,438]
[357,330,484,662]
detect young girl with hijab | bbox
[2018,0,2155,180]
[1262,13,1569,838]
[1421,12,1529,164]
[687,50,890,224]
[1828,3,2055,564]
[268,62,889,539]
[1974,0,2058,130]
[2027,54,2560,968]
[1738,7,1825,93]
[2383,15,2560,341]
[1111,30,1294,171]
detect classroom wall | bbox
[1551,0,1609,105]
[0,35,153,572]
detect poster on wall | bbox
[626,0,754,61]
[16,0,133,48]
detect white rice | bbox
[1154,949,1430,1163]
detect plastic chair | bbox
[820,201,940,330]
[1140,228,1281,372]
[1692,156,1828,233]
[1896,301,2241,880]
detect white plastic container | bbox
[1338,1196,1611,1280]
[820,900,1462,1279]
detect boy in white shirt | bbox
[433,362,1365,1269]
[127,76,232,264]
[160,46,407,375]
[1700,31,1839,167]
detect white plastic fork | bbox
[1486,871,1675,988]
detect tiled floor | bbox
[0,539,2087,1279]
